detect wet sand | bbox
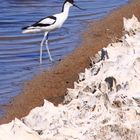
[1,0,140,124]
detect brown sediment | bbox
[0,0,140,124]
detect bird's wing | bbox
[32,16,57,27]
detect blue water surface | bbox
[0,0,128,117]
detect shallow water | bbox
[0,0,128,117]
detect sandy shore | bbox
[0,0,140,124]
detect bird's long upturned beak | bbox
[73,3,85,10]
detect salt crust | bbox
[0,15,140,140]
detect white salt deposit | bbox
[0,15,140,140]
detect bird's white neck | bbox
[62,2,72,16]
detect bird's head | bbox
[64,0,84,10]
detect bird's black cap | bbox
[66,0,74,3]
[65,0,74,4]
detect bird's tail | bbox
[22,26,41,34]
[22,26,31,33]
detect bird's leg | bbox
[45,33,53,61]
[40,32,48,64]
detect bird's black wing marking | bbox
[22,16,57,30]
[32,23,51,27]
[22,26,30,30]
[47,16,57,20]
[32,16,57,27]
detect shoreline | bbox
[1,0,140,124]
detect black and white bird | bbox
[22,0,84,64]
